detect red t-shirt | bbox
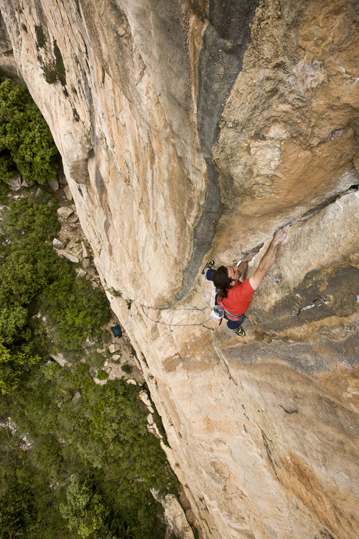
[218,279,255,316]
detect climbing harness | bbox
[291,297,331,316]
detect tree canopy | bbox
[0,78,58,185]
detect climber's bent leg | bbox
[226,315,245,330]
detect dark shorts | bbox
[205,268,245,330]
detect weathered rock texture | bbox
[1,0,359,538]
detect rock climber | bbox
[204,225,289,336]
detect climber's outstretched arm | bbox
[237,252,256,279]
[249,225,289,291]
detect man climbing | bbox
[204,225,289,336]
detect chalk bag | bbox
[211,305,225,322]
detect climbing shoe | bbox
[233,326,246,337]
[201,259,215,274]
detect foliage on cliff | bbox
[0,360,173,538]
[0,78,58,185]
[0,188,175,538]
[0,191,111,393]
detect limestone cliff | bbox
[1,1,358,538]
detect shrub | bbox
[0,303,28,342]
[40,40,66,86]
[0,364,177,538]
[44,274,111,350]
[0,341,41,394]
[53,40,66,86]
[60,475,109,538]
[0,193,110,386]
[86,350,105,369]
[35,25,46,48]
[1,196,60,244]
[96,369,108,381]
[42,59,58,84]
[121,362,133,375]
[0,78,59,184]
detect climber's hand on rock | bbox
[273,224,290,246]
[243,252,258,262]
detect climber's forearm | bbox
[257,241,278,274]
[237,259,248,278]
[246,225,289,291]
[249,241,279,290]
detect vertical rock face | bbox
[1,1,359,538]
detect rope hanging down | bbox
[138,302,214,330]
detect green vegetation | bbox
[60,475,109,538]
[96,369,109,380]
[122,363,133,375]
[0,77,177,538]
[152,405,170,448]
[41,59,58,84]
[107,287,123,298]
[0,342,41,395]
[0,190,177,537]
[53,40,66,86]
[0,358,176,538]
[40,39,66,86]
[35,25,46,49]
[86,350,106,369]
[0,78,59,184]
[0,192,111,386]
[73,107,80,122]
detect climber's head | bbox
[213,266,241,299]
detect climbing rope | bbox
[291,297,331,316]
[137,301,207,312]
[138,302,214,330]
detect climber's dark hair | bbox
[213,266,236,299]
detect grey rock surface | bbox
[52,238,64,249]
[64,185,73,200]
[50,353,67,367]
[8,174,22,191]
[48,179,59,191]
[76,268,87,278]
[58,251,79,263]
[81,241,90,258]
[57,206,74,219]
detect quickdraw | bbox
[291,297,331,316]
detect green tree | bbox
[0,341,41,394]
[0,474,37,537]
[0,303,28,342]
[0,194,110,380]
[0,426,71,539]
[0,78,58,185]
[60,475,109,538]
[1,197,60,244]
